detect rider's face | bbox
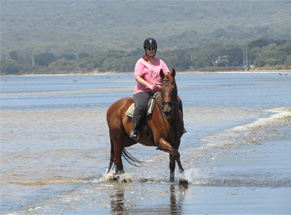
[146,47,156,57]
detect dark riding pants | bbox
[132,92,152,131]
[132,92,184,131]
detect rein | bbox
[154,91,179,146]
[154,79,178,134]
[154,93,169,133]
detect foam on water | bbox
[200,107,291,149]
[232,107,291,131]
[98,170,134,183]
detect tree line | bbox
[1,38,291,75]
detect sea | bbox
[1,72,291,214]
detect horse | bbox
[106,68,186,182]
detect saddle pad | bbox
[125,97,155,118]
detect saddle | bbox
[125,92,160,118]
[125,92,161,145]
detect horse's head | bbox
[160,68,178,118]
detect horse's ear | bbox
[171,68,176,78]
[160,69,165,79]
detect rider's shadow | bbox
[110,183,188,214]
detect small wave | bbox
[232,107,291,131]
[200,107,291,149]
[0,87,132,97]
[177,168,291,187]
[4,176,95,186]
[206,177,291,187]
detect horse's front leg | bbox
[169,154,175,182]
[158,138,185,178]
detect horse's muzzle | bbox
[162,101,173,117]
[163,108,172,117]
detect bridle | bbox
[155,78,177,118]
[162,100,174,108]
[160,79,176,109]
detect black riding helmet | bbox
[144,38,157,51]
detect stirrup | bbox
[130,129,139,140]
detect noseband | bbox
[162,100,174,108]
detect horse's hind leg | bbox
[110,130,125,174]
[114,146,124,174]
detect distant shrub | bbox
[48,58,78,73]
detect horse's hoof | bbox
[109,175,119,181]
[121,178,129,183]
[110,172,123,181]
[179,179,188,186]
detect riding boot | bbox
[130,107,144,140]
[178,98,187,134]
[178,99,183,117]
[130,114,140,139]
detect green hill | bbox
[1,0,291,53]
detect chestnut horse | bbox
[106,68,185,182]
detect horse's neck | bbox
[170,106,180,123]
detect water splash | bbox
[177,168,208,185]
[98,170,133,183]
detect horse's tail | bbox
[121,148,143,167]
[107,138,115,173]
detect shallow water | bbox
[1,72,291,214]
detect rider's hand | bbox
[148,84,156,91]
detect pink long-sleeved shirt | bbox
[133,58,169,95]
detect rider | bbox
[130,38,169,139]
[130,38,185,139]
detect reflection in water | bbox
[170,184,187,214]
[110,183,188,214]
[110,185,125,213]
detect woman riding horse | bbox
[130,38,169,139]
[107,71,186,182]
[130,38,185,139]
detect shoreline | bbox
[1,70,291,77]
[182,69,291,74]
